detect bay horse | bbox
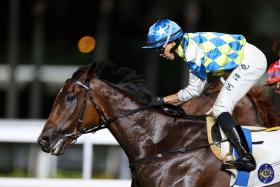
[37,61,279,187]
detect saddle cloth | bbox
[206,117,280,187]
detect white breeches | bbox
[212,43,267,118]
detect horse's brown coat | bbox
[38,63,280,187]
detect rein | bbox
[58,79,155,144]
[75,79,207,134]
[73,80,156,136]
[70,79,216,168]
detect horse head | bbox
[37,63,104,155]
[37,61,154,156]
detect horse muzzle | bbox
[37,134,67,155]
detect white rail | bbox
[0,120,131,187]
[0,178,131,187]
[0,65,77,85]
[0,119,118,145]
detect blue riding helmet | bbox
[142,19,183,49]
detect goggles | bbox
[155,39,181,55]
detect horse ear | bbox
[86,62,97,80]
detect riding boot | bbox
[217,112,256,171]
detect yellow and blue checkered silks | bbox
[178,32,246,80]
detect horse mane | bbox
[247,85,280,127]
[72,60,153,104]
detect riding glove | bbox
[150,96,165,106]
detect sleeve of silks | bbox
[185,45,207,81]
[178,71,207,102]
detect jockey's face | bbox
[159,41,176,60]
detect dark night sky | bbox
[0,0,280,118]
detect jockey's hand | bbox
[163,93,182,106]
[150,96,165,106]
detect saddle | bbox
[206,116,223,160]
[207,116,280,186]
[206,116,280,160]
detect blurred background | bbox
[0,0,279,186]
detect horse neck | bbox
[92,80,208,162]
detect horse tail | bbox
[247,85,280,127]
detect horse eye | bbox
[65,93,76,102]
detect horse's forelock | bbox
[85,62,97,80]
[72,64,90,80]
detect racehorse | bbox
[182,77,280,127]
[37,61,280,187]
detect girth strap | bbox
[129,139,228,168]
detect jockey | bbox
[143,19,267,171]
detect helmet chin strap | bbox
[170,37,182,53]
[163,21,173,48]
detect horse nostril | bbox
[38,135,52,153]
[39,136,50,146]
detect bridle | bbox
[75,80,108,133]
[61,79,154,142]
